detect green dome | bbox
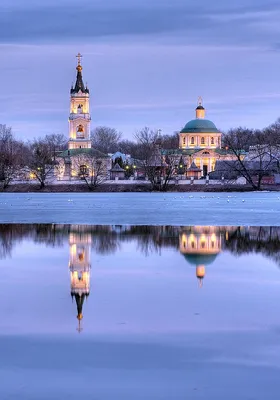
[183,254,218,266]
[181,119,219,134]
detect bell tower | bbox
[68,53,91,150]
[69,227,91,332]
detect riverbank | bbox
[2,183,279,192]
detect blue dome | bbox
[181,119,219,134]
[183,254,218,266]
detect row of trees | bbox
[0,124,179,190]
[223,119,280,189]
[1,118,280,190]
[0,126,67,189]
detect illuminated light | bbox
[211,233,216,242]
[29,172,36,179]
[196,265,205,279]
[126,165,129,169]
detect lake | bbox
[1,224,280,399]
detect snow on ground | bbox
[0,192,280,225]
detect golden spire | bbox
[198,96,203,107]
[76,52,83,72]
[77,313,83,333]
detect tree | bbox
[26,137,56,189]
[0,124,26,189]
[91,126,122,154]
[45,133,68,161]
[134,127,176,191]
[161,132,179,149]
[223,127,280,189]
[118,139,138,156]
[71,150,108,191]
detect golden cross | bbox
[76,53,82,65]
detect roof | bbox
[196,105,205,110]
[181,119,220,134]
[110,163,125,172]
[58,148,108,158]
[111,152,127,163]
[187,161,201,172]
[163,148,235,156]
[71,68,89,95]
[183,254,218,266]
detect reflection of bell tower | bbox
[68,53,91,150]
[180,227,222,287]
[69,227,91,332]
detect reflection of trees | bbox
[1,224,280,268]
[225,226,280,266]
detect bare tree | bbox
[45,133,68,160]
[134,127,176,191]
[71,151,108,191]
[26,137,56,189]
[0,124,26,189]
[223,127,280,189]
[91,126,122,154]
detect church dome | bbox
[183,254,218,266]
[180,119,219,134]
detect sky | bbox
[0,0,280,140]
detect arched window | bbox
[77,124,85,139]
[191,137,195,145]
[211,137,214,145]
[77,104,83,114]
[79,164,88,176]
[201,137,205,145]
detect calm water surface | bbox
[1,224,280,399]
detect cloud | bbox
[0,0,279,48]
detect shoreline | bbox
[1,183,280,193]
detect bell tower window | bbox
[191,137,194,145]
[211,137,214,145]
[77,124,85,139]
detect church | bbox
[56,53,236,182]
[56,54,110,181]
[164,98,237,179]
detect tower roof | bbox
[180,119,219,134]
[71,53,89,95]
[74,293,86,320]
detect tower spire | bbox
[71,52,88,94]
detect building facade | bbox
[56,54,110,181]
[165,99,237,178]
[68,53,91,150]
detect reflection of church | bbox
[69,226,91,332]
[179,227,222,287]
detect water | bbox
[1,192,280,225]
[1,224,280,399]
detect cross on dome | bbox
[198,96,203,106]
[76,52,82,65]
